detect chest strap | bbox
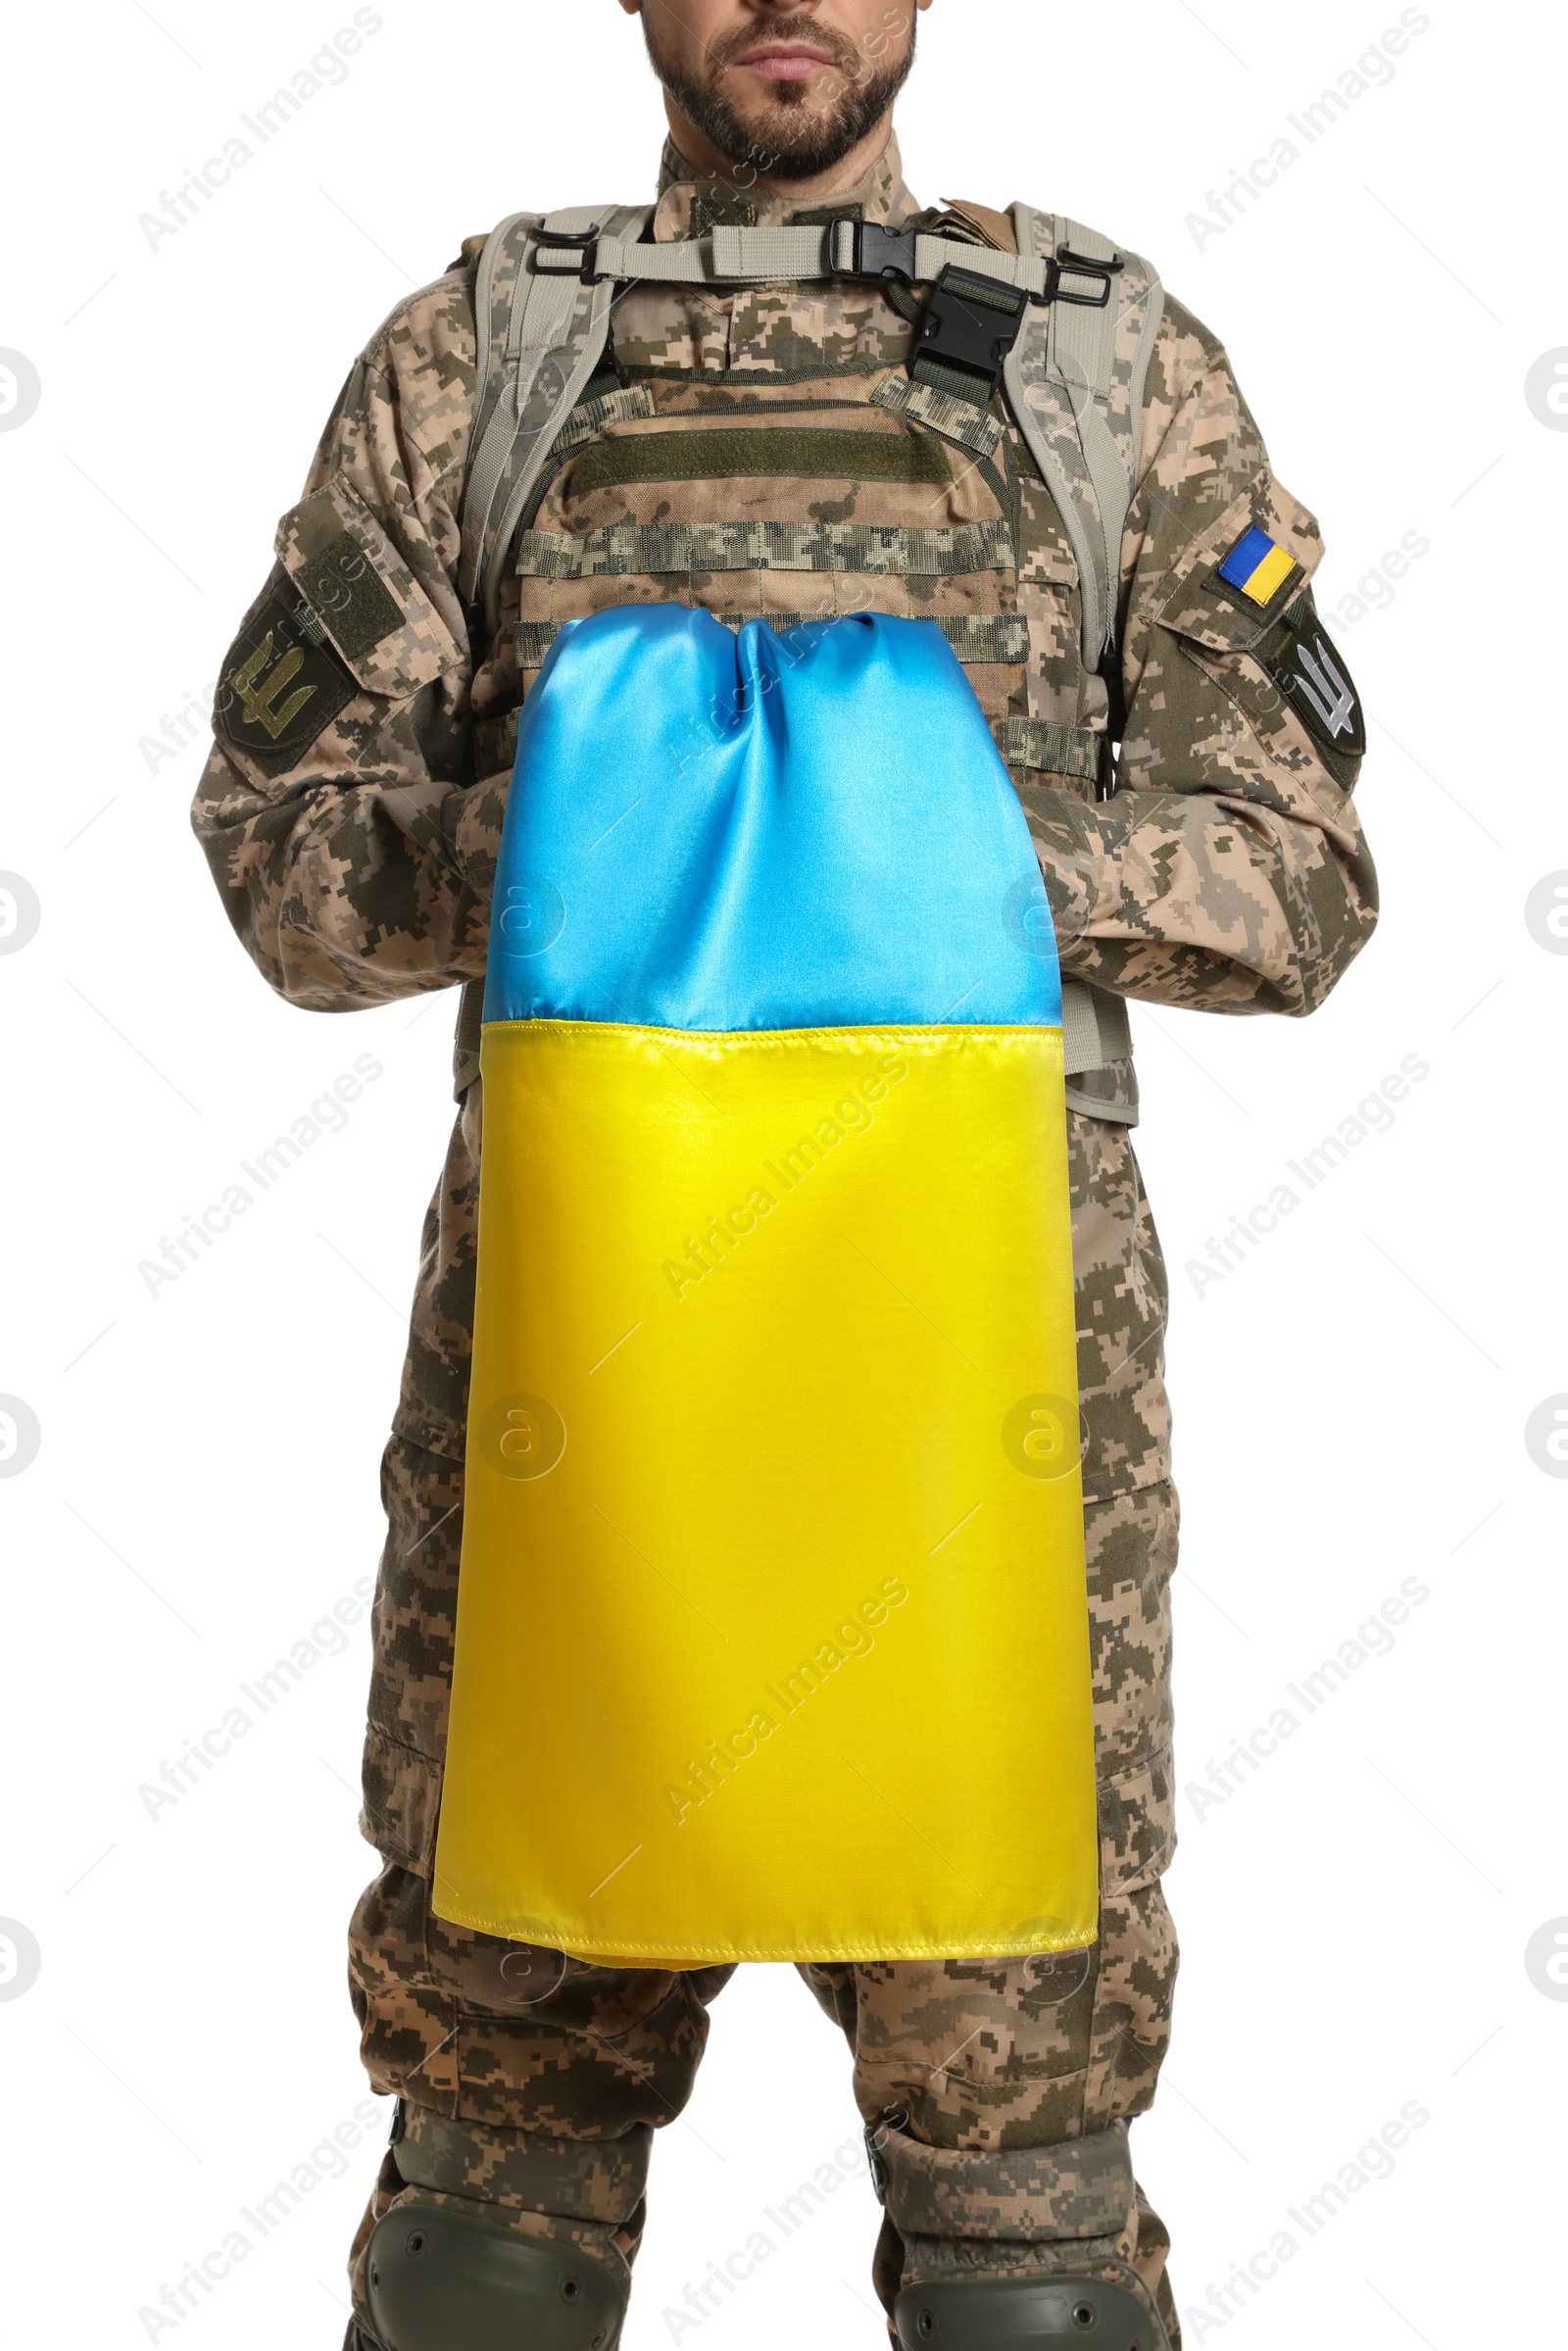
[531,217,1116,301]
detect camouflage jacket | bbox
[193,134,1377,1504]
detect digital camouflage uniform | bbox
[192,135,1376,2351]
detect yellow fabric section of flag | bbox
[434,1019,1098,1965]
[1240,540,1296,605]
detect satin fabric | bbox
[437,1018,1095,1962]
[483,605,1061,1032]
[436,608,1094,1964]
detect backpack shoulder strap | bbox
[458,202,654,634]
[1003,207,1164,670]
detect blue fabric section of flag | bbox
[1217,524,1277,590]
[483,605,1060,1033]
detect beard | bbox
[643,9,918,181]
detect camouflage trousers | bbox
[346,1437,1181,2349]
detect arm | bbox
[1021,299,1378,1016]
[191,266,508,1012]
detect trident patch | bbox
[215,589,354,773]
[231,631,315,740]
[1269,612,1366,761]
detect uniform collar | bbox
[652,130,918,240]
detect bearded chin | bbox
[649,41,917,182]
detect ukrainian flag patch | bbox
[1217,523,1298,608]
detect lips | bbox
[735,43,840,81]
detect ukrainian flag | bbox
[433,606,1098,1964]
[1217,522,1298,608]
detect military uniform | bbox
[193,135,1376,2351]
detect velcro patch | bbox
[570,428,953,495]
[1215,523,1299,612]
[1267,609,1366,761]
[215,590,354,774]
[290,527,403,662]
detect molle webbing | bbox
[516,518,1014,581]
[515,611,1028,671]
[872,372,1004,460]
[553,384,657,452]
[1000,716,1104,786]
[567,426,952,493]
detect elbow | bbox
[1294,889,1380,1017]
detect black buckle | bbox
[829,218,921,284]
[532,223,605,283]
[916,265,1030,397]
[1037,246,1124,310]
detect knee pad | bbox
[365,2198,628,2351]
[895,2277,1159,2351]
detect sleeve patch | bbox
[215,590,355,774]
[1216,524,1299,610]
[292,527,403,662]
[1265,609,1366,762]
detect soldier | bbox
[192,3,1378,2347]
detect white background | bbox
[2,3,1565,2346]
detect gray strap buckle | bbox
[829,218,920,284]
[532,223,607,283]
[1040,245,1125,309]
